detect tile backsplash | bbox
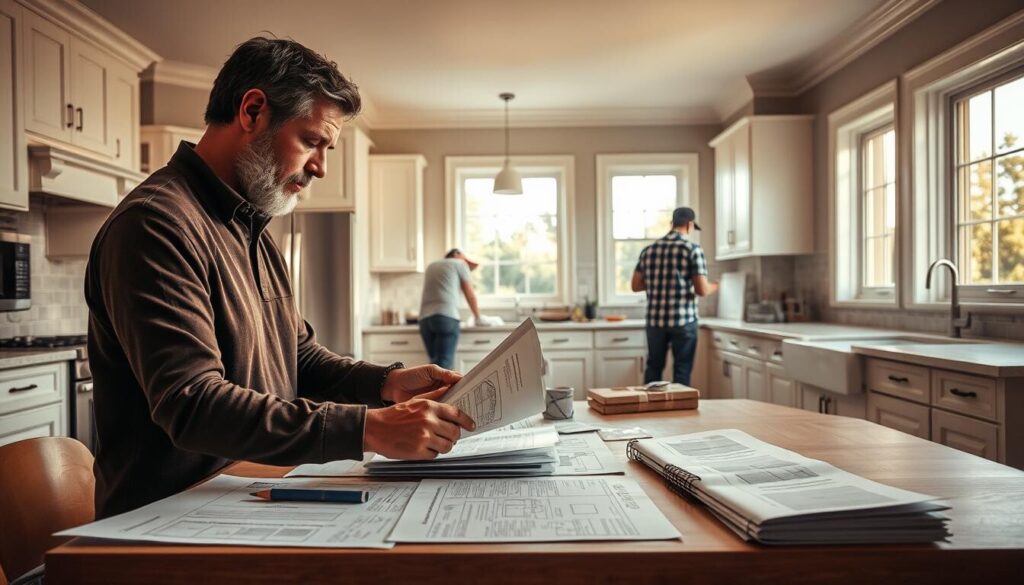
[0,203,89,338]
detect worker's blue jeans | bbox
[419,315,460,370]
[644,321,699,385]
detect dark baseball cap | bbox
[672,207,701,230]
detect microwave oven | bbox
[0,232,30,311]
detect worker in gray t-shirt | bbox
[418,249,483,369]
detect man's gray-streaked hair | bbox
[205,36,361,127]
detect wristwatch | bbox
[379,361,405,406]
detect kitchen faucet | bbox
[925,258,971,338]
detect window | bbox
[829,80,897,306]
[860,126,897,289]
[596,154,699,306]
[906,16,1024,309]
[954,72,1024,287]
[445,156,575,307]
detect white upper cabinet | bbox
[709,116,813,260]
[0,0,27,210]
[22,8,70,142]
[20,6,146,168]
[297,125,371,213]
[369,154,426,273]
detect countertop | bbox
[364,318,648,333]
[0,347,79,369]
[852,342,1024,378]
[697,317,908,341]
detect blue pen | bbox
[250,488,369,503]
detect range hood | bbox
[29,144,146,208]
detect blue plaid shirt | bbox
[636,232,708,327]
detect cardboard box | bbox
[587,398,698,415]
[586,384,699,414]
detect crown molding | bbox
[748,0,940,97]
[141,60,219,90]
[364,106,720,130]
[18,0,160,71]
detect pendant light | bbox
[493,92,523,195]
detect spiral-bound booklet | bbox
[627,429,951,545]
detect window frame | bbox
[904,14,1024,313]
[595,153,700,307]
[828,80,899,308]
[949,67,1024,296]
[444,155,576,309]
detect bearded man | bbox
[85,37,475,519]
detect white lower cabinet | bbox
[456,351,488,374]
[800,383,866,418]
[545,350,593,399]
[0,401,63,447]
[594,350,644,389]
[766,362,798,408]
[868,391,930,439]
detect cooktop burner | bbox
[0,334,88,349]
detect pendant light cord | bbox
[504,97,510,163]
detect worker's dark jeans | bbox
[419,315,460,370]
[644,321,699,385]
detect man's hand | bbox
[381,364,461,404]
[364,387,476,460]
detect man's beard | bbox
[235,130,310,217]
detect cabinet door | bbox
[369,155,425,272]
[545,350,592,399]
[744,362,766,402]
[0,0,27,210]
[0,402,64,448]
[714,138,734,258]
[68,37,112,155]
[707,352,725,399]
[868,391,930,439]
[594,349,644,389]
[931,409,999,462]
[107,61,138,171]
[22,9,71,141]
[766,363,797,407]
[723,360,744,399]
[455,351,488,374]
[731,124,751,253]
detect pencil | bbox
[250,488,369,503]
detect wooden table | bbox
[46,400,1024,584]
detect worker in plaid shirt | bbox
[632,207,718,385]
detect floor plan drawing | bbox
[451,371,502,427]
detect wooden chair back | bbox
[0,438,94,583]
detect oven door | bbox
[75,380,95,452]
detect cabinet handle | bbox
[772,350,783,358]
[612,337,629,342]
[729,339,740,347]
[727,230,736,245]
[985,289,1017,295]
[553,338,569,343]
[949,388,978,398]
[389,340,409,346]
[408,245,414,261]
[473,339,490,345]
[887,375,909,384]
[66,103,74,128]
[8,383,38,393]
[116,138,121,158]
[75,107,84,131]
[749,346,760,352]
[723,361,730,377]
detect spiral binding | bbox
[627,440,703,504]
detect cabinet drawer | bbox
[865,358,930,404]
[539,330,593,350]
[710,330,728,349]
[0,362,67,415]
[931,408,999,462]
[594,329,645,349]
[365,351,430,368]
[931,369,998,423]
[0,401,65,448]
[867,392,930,439]
[458,332,506,351]
[365,332,423,352]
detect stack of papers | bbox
[364,427,559,478]
[628,429,951,545]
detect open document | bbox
[387,476,680,543]
[440,318,545,436]
[628,429,950,544]
[57,475,416,549]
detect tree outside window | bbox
[610,175,677,295]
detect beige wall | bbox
[370,124,722,314]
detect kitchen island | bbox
[46,400,1024,584]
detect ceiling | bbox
[81,0,900,128]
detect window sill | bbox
[830,299,901,310]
